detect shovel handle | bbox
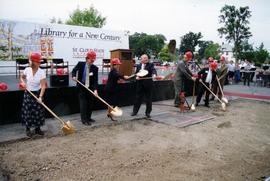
[192,80,196,104]
[199,79,223,104]
[216,75,225,97]
[26,89,66,125]
[75,80,115,110]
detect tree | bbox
[50,17,63,24]
[129,32,166,58]
[198,41,213,60]
[238,40,254,61]
[158,45,177,62]
[218,5,252,62]
[254,43,269,64]
[179,32,203,55]
[204,43,221,60]
[66,6,106,28]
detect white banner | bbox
[0,19,129,65]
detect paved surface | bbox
[0,82,269,144]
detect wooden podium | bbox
[110,49,134,76]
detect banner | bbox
[0,19,129,65]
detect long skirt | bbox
[21,90,45,128]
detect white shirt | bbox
[205,69,212,83]
[24,67,46,91]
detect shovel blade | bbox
[110,106,123,117]
[221,103,226,111]
[222,97,229,104]
[191,104,196,111]
[62,121,75,135]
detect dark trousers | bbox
[133,80,153,115]
[106,91,118,107]
[196,82,210,105]
[243,72,251,86]
[79,89,95,122]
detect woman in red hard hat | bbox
[104,58,128,121]
[20,52,47,137]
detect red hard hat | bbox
[112,58,121,65]
[30,52,43,63]
[185,51,193,61]
[0,82,8,91]
[210,62,218,70]
[86,50,96,60]
[56,69,65,75]
[220,56,225,62]
[208,57,214,63]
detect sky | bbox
[1,0,270,51]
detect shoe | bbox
[174,104,179,107]
[107,114,117,121]
[204,104,210,108]
[145,114,151,118]
[35,128,44,136]
[131,112,137,116]
[195,103,199,106]
[88,118,96,123]
[26,128,32,137]
[210,97,214,101]
[82,120,91,125]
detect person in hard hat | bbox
[131,54,157,118]
[20,52,47,137]
[196,62,218,108]
[173,51,196,107]
[72,50,99,125]
[104,58,129,121]
[211,55,228,100]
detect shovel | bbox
[75,80,123,117]
[216,75,228,104]
[199,79,226,111]
[128,69,149,79]
[26,89,75,135]
[190,81,196,111]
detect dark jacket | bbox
[135,62,157,78]
[72,61,98,91]
[104,68,123,93]
[198,67,216,84]
[173,61,193,84]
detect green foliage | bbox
[66,6,106,28]
[179,32,203,55]
[218,5,252,61]
[198,41,213,60]
[238,40,254,61]
[129,32,166,58]
[254,43,269,64]
[50,17,63,24]
[204,43,221,60]
[158,45,176,62]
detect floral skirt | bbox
[21,91,45,128]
